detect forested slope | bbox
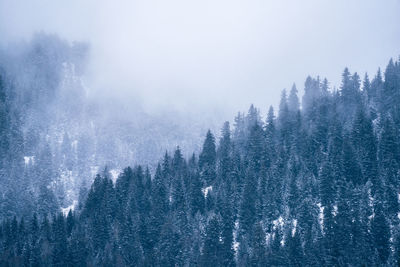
[1,57,400,266]
[0,34,216,219]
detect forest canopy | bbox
[1,54,400,265]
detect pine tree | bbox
[268,229,287,266]
[219,197,235,267]
[278,89,289,132]
[288,83,300,112]
[217,121,232,183]
[119,215,143,266]
[189,171,204,216]
[66,209,74,237]
[371,202,391,264]
[250,222,267,266]
[151,164,168,230]
[239,165,258,235]
[286,225,304,266]
[37,185,59,217]
[351,106,378,185]
[199,130,217,185]
[378,118,399,218]
[156,219,183,267]
[52,213,67,266]
[201,215,222,266]
[68,227,88,266]
[382,59,400,118]
[246,124,265,174]
[302,75,321,115]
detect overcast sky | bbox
[1,0,400,117]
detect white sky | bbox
[1,0,400,117]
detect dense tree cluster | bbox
[1,57,400,266]
[0,34,89,219]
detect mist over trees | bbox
[0,34,218,218]
[1,35,400,265]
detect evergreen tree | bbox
[199,130,217,185]
[217,121,232,184]
[378,118,399,218]
[201,215,222,266]
[250,222,267,266]
[288,83,300,112]
[156,219,183,267]
[371,202,391,264]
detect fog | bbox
[1,0,400,116]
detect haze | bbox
[1,0,400,117]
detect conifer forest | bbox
[1,1,400,266]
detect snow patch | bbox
[333,205,338,216]
[202,186,213,198]
[317,203,324,231]
[233,240,239,253]
[272,216,284,229]
[110,169,121,183]
[266,232,272,245]
[24,156,35,166]
[292,219,298,237]
[233,220,239,253]
[368,189,374,207]
[61,200,77,216]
